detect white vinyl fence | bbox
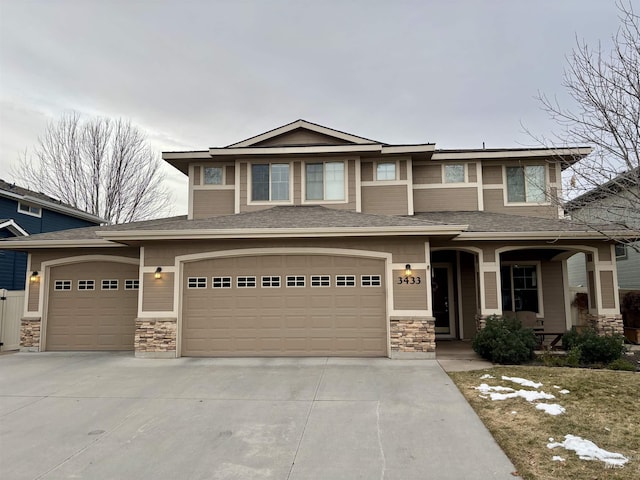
[1,289,23,351]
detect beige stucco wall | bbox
[392,268,428,310]
[413,187,478,212]
[192,190,235,218]
[142,272,174,312]
[361,185,409,215]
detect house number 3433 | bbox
[397,276,421,285]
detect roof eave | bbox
[455,230,632,241]
[0,239,123,249]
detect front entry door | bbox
[432,264,454,336]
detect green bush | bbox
[473,315,538,364]
[561,328,626,364]
[607,358,636,371]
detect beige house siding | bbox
[399,160,407,180]
[192,190,235,218]
[361,161,373,181]
[600,270,616,309]
[143,237,428,267]
[483,271,498,309]
[413,187,478,212]
[361,185,409,215]
[482,165,502,184]
[226,165,235,185]
[28,282,40,312]
[253,129,353,147]
[540,261,566,332]
[392,268,428,310]
[483,189,558,218]
[193,166,201,186]
[413,164,442,184]
[142,272,175,312]
[459,251,478,339]
[468,163,478,183]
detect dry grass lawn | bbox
[449,367,640,480]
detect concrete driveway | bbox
[0,353,516,479]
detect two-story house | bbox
[1,120,627,358]
[1,179,103,290]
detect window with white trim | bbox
[286,275,305,287]
[237,276,256,288]
[336,275,356,287]
[125,279,139,290]
[506,165,546,203]
[615,244,627,260]
[251,163,290,201]
[54,280,72,291]
[311,275,330,287]
[376,162,396,181]
[361,275,381,287]
[261,276,281,288]
[101,279,118,290]
[501,264,540,313]
[203,166,223,185]
[188,277,207,289]
[212,276,232,288]
[78,280,95,291]
[18,202,42,217]
[305,161,345,201]
[444,164,465,183]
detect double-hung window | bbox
[501,264,540,313]
[251,163,290,201]
[376,162,396,181]
[444,164,465,183]
[305,161,345,201]
[506,166,546,203]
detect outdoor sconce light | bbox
[154,267,162,279]
[30,271,39,283]
[404,264,412,277]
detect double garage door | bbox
[46,262,138,351]
[182,255,387,357]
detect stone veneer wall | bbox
[135,318,177,357]
[20,318,41,351]
[586,314,624,336]
[390,317,435,357]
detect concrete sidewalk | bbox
[0,353,517,479]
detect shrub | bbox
[562,328,626,364]
[607,358,636,371]
[473,315,538,364]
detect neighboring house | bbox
[0,179,103,290]
[566,168,640,291]
[0,120,628,358]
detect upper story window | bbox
[506,165,546,203]
[251,163,290,202]
[615,244,627,260]
[203,166,223,185]
[305,161,345,201]
[18,202,42,218]
[376,162,396,181]
[444,164,465,183]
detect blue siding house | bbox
[0,180,103,290]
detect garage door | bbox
[46,261,138,351]
[182,255,386,357]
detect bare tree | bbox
[14,112,172,224]
[531,1,639,243]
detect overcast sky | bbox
[0,0,623,215]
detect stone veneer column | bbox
[134,318,177,358]
[20,318,41,352]
[389,316,436,359]
[586,314,624,336]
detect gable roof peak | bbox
[226,119,381,148]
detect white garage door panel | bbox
[46,262,138,351]
[182,255,386,357]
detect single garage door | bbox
[46,261,138,351]
[182,255,386,357]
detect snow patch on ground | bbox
[475,383,515,394]
[552,456,565,462]
[502,376,543,389]
[547,434,629,467]
[480,374,495,379]
[535,403,566,415]
[475,383,555,402]
[558,389,570,394]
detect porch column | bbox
[585,245,623,335]
[475,246,502,330]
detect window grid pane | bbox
[237,276,256,288]
[78,280,95,291]
[361,275,381,287]
[376,162,396,181]
[212,276,232,288]
[125,279,139,290]
[270,164,289,201]
[306,163,324,200]
[188,277,207,289]
[325,162,345,200]
[251,164,269,201]
[101,279,118,290]
[506,167,526,202]
[336,275,356,287]
[203,166,223,185]
[311,275,330,287]
[261,276,281,288]
[286,275,305,287]
[444,164,464,183]
[54,280,72,291]
[525,165,546,202]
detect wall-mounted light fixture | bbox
[154,267,162,279]
[30,271,39,283]
[404,264,412,277]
